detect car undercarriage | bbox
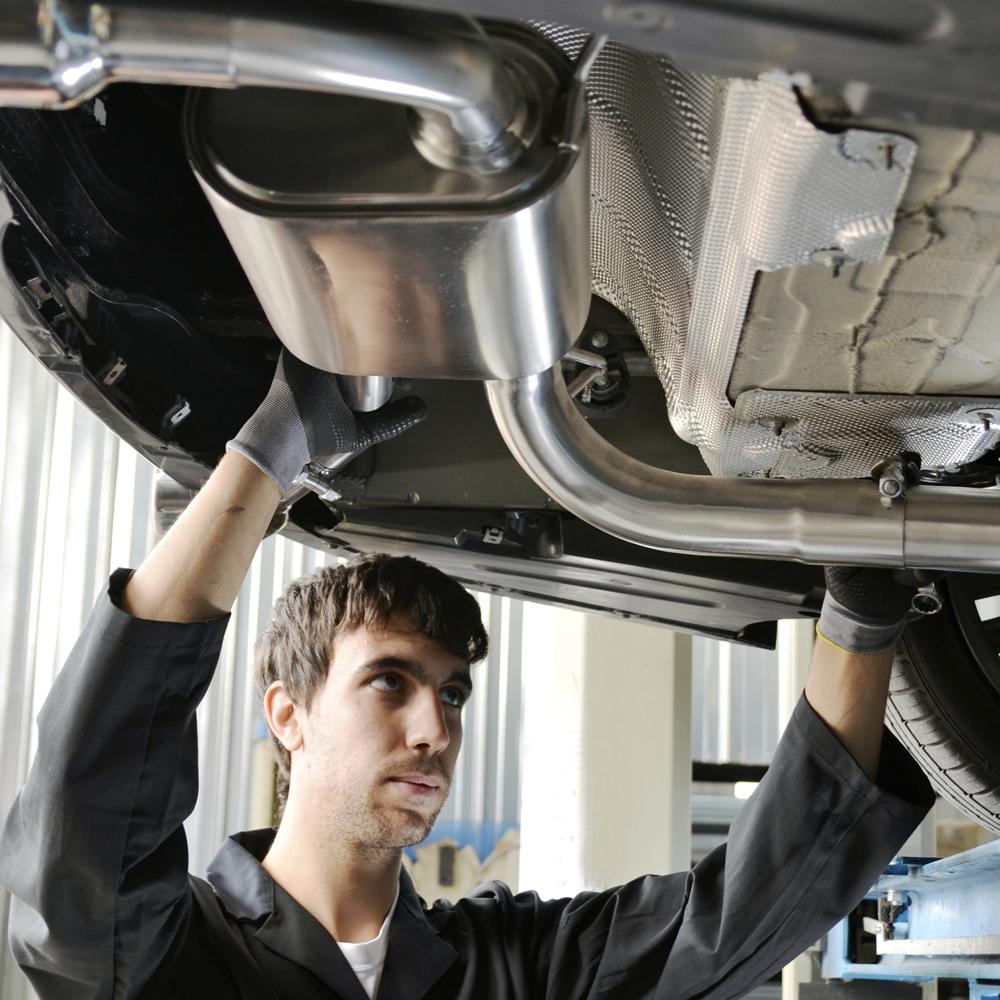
[2,0,1000,830]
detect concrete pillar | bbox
[777,617,815,729]
[778,618,818,1000]
[518,603,693,898]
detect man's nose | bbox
[406,689,451,754]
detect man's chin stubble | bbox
[346,801,443,852]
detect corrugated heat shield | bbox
[537,26,1000,478]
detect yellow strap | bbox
[815,620,851,654]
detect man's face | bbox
[290,615,472,852]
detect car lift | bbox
[821,838,1000,1000]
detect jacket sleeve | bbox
[493,694,934,1000]
[0,569,229,1000]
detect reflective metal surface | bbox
[486,364,1000,570]
[665,73,917,477]
[338,375,393,413]
[187,36,590,381]
[534,33,1000,482]
[535,33,941,481]
[0,1,528,174]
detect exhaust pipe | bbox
[0,1,531,174]
[486,365,1000,571]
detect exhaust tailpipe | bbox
[0,1,530,174]
[486,366,1000,571]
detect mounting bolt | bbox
[879,477,902,498]
[810,248,848,278]
[876,454,917,506]
[590,331,609,349]
[879,476,902,508]
[877,889,910,941]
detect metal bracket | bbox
[565,346,609,402]
[292,462,344,503]
[822,840,1000,998]
[99,356,127,386]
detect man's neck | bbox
[261,807,401,943]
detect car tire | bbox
[886,575,1000,835]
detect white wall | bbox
[518,602,693,897]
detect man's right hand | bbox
[123,353,426,621]
[228,351,427,498]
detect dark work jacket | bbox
[1,569,935,1000]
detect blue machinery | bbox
[822,839,1000,1000]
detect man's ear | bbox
[263,681,304,752]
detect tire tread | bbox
[887,640,1000,834]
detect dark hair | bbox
[254,552,488,821]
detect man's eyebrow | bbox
[357,656,474,694]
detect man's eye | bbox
[371,674,402,692]
[441,687,465,708]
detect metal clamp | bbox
[565,347,609,401]
[292,464,343,503]
[285,450,359,508]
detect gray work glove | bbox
[227,350,426,497]
[816,566,919,655]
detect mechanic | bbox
[1,352,934,1000]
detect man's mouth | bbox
[388,774,442,797]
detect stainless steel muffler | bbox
[486,365,1000,571]
[183,44,590,381]
[0,3,592,381]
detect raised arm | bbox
[806,565,925,779]
[509,566,934,1000]
[121,450,281,622]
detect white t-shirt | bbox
[336,885,400,1000]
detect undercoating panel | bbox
[724,124,1000,477]
[673,74,920,478]
[732,128,1000,399]
[732,391,1000,479]
[560,31,1000,480]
